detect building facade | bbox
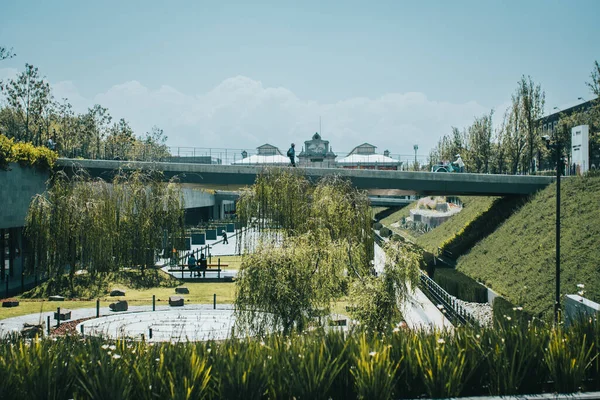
[297,132,337,168]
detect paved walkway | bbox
[374,242,448,331]
[0,304,237,338]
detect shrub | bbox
[433,268,487,303]
[492,296,534,328]
[0,134,14,170]
[0,134,57,170]
[373,222,383,230]
[380,227,391,237]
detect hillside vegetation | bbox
[380,196,515,255]
[458,175,600,319]
[378,176,600,320]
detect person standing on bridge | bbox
[287,143,296,167]
[453,154,465,173]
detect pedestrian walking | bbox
[221,231,228,244]
[287,143,296,167]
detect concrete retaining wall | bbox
[0,163,49,229]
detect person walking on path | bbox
[287,143,296,167]
[221,231,228,244]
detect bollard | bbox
[56,307,60,328]
[80,324,84,335]
[213,293,216,309]
[149,328,153,339]
[96,299,100,318]
[218,258,221,279]
[47,315,50,335]
[152,294,156,311]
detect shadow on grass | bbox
[20,268,180,299]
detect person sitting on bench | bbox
[196,252,208,277]
[187,253,197,275]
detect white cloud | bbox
[1,69,490,157]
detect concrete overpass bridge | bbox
[56,159,555,196]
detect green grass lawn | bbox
[0,257,242,321]
[0,282,236,320]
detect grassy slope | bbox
[415,196,497,254]
[457,175,600,319]
[379,196,498,251]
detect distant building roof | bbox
[257,143,282,156]
[337,154,400,164]
[348,143,377,156]
[232,154,290,165]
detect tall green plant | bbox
[352,334,398,399]
[544,329,595,393]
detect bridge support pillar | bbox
[212,201,224,220]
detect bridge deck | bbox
[56,159,555,196]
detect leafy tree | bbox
[0,46,15,61]
[80,104,112,159]
[587,60,600,98]
[351,240,422,332]
[4,64,51,144]
[106,118,135,160]
[467,111,494,173]
[490,112,509,174]
[137,126,169,161]
[25,171,185,294]
[505,92,527,174]
[0,46,16,92]
[235,169,419,334]
[55,98,75,154]
[517,76,545,174]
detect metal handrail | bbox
[373,231,474,327]
[58,143,433,170]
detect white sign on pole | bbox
[571,125,589,174]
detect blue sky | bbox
[1,0,599,156]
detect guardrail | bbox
[373,231,475,327]
[59,144,432,170]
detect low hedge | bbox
[433,268,488,303]
[0,134,57,170]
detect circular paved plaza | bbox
[77,308,240,342]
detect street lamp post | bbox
[543,134,561,324]
[413,144,418,171]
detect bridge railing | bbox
[59,143,433,170]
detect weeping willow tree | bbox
[25,170,185,293]
[235,168,420,334]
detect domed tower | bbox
[297,132,337,167]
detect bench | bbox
[168,264,228,279]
